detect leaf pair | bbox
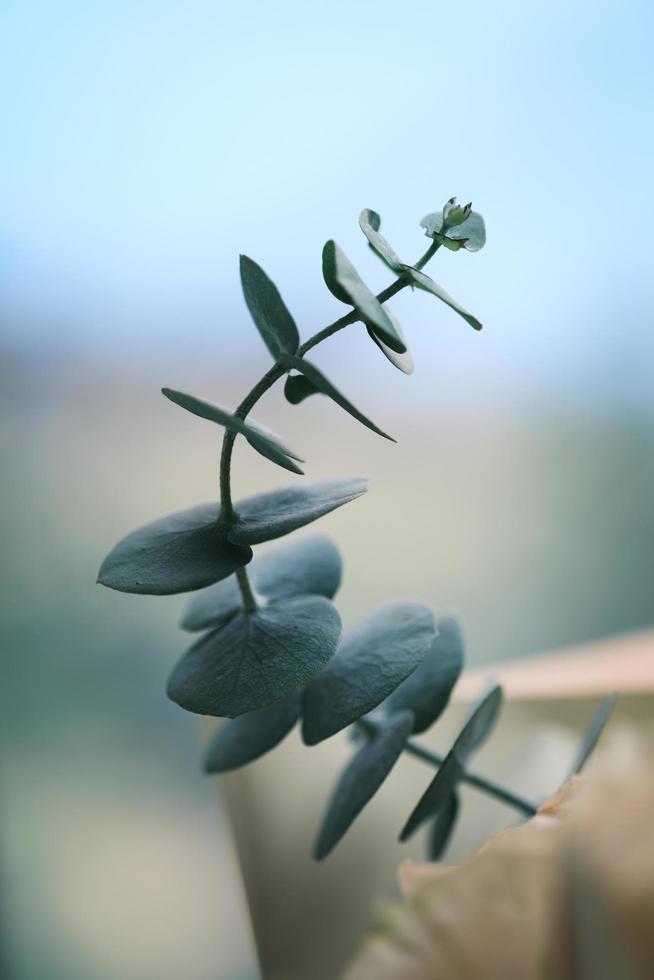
[420,200,487,252]
[170,535,345,720]
[97,478,366,595]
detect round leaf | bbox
[239,255,300,359]
[302,601,437,745]
[227,478,368,546]
[203,691,302,773]
[182,534,342,632]
[98,503,252,595]
[167,595,342,718]
[420,208,486,252]
[321,240,406,354]
[314,710,414,860]
[400,684,503,841]
[283,355,395,441]
[404,267,483,332]
[284,372,320,405]
[427,790,459,861]
[162,387,304,475]
[384,616,464,733]
[366,310,414,374]
[358,208,403,273]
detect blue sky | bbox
[2,0,653,407]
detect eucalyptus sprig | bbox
[98,199,616,860]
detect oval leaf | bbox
[162,388,304,474]
[358,208,403,272]
[284,355,395,441]
[427,790,459,860]
[167,595,342,718]
[570,692,618,776]
[239,255,299,359]
[284,372,320,405]
[400,684,503,841]
[314,710,414,860]
[302,601,437,745]
[420,208,486,252]
[367,309,414,375]
[384,616,464,733]
[322,240,406,354]
[203,691,302,773]
[227,478,367,546]
[98,503,252,595]
[404,267,483,332]
[182,534,342,631]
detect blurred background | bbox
[2,1,653,977]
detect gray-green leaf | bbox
[162,388,304,475]
[302,601,437,745]
[404,267,483,331]
[314,710,414,860]
[239,255,300,359]
[182,534,342,632]
[366,309,414,374]
[427,790,459,860]
[227,478,368,546]
[203,691,302,772]
[283,355,395,441]
[322,240,406,354]
[97,503,252,595]
[358,209,403,272]
[400,684,503,841]
[384,616,464,733]
[570,693,618,776]
[284,372,320,404]
[167,596,341,717]
[420,209,486,252]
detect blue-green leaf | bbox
[358,209,403,272]
[167,596,341,718]
[420,207,486,252]
[162,388,304,475]
[239,255,300,359]
[97,503,252,595]
[302,602,437,745]
[384,616,464,733]
[427,790,459,860]
[314,710,414,860]
[367,310,414,374]
[570,693,618,776]
[227,478,368,546]
[182,534,342,632]
[404,267,483,332]
[322,240,406,354]
[284,372,320,404]
[400,684,503,841]
[203,691,302,772]
[283,355,395,441]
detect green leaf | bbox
[384,616,464,733]
[203,691,302,772]
[182,534,342,631]
[322,240,406,354]
[227,477,368,546]
[358,209,403,272]
[367,309,414,374]
[570,693,618,776]
[162,388,304,475]
[167,595,341,717]
[420,208,486,252]
[283,355,395,441]
[404,267,483,332]
[427,790,459,860]
[284,372,320,404]
[302,601,437,745]
[97,503,252,595]
[400,684,503,841]
[314,710,414,860]
[239,255,300,359]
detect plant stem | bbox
[218,239,440,604]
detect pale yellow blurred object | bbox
[345,761,654,980]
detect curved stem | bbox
[219,239,441,607]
